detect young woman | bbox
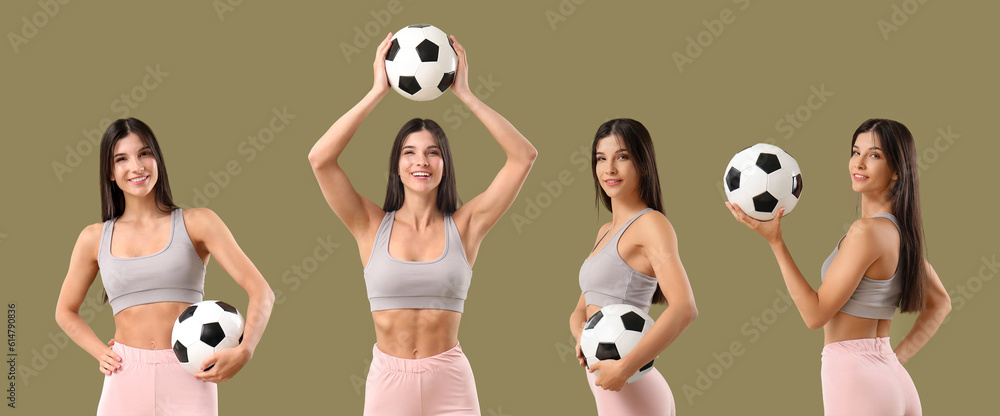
[725,118,951,415]
[55,118,275,416]
[569,118,698,415]
[308,34,536,415]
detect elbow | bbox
[307,150,325,169]
[685,303,699,325]
[525,146,538,164]
[804,318,826,330]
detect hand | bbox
[726,202,784,244]
[193,346,252,383]
[97,339,122,376]
[449,35,472,99]
[588,359,631,392]
[371,33,393,96]
[575,337,587,368]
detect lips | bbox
[604,179,622,186]
[410,171,431,180]
[128,175,149,184]
[852,173,868,181]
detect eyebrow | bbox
[595,148,628,155]
[852,145,882,151]
[402,145,441,150]
[113,146,152,158]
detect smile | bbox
[411,171,431,179]
[604,179,621,186]
[852,174,868,181]
[128,175,149,183]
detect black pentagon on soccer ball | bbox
[639,359,655,372]
[200,322,226,348]
[753,192,779,213]
[437,71,455,92]
[756,153,781,174]
[595,342,621,361]
[385,38,400,61]
[584,310,604,330]
[415,39,439,62]
[239,333,244,344]
[408,24,431,28]
[620,312,646,332]
[726,167,741,192]
[216,301,238,314]
[177,305,196,323]
[397,76,421,95]
[792,173,803,198]
[173,341,189,363]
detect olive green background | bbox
[3,0,997,414]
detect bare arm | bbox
[569,293,588,367]
[449,37,537,243]
[590,214,698,391]
[186,209,275,383]
[55,224,122,375]
[307,34,392,239]
[894,260,950,364]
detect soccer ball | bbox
[385,24,458,101]
[171,300,244,375]
[580,304,656,384]
[723,143,803,221]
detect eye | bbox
[851,151,860,156]
[596,156,606,162]
[140,150,153,157]
[115,156,127,163]
[618,154,629,160]
[870,153,880,159]
[428,150,439,156]
[403,150,414,155]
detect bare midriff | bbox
[372,309,462,359]
[112,301,192,350]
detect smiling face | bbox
[397,129,445,193]
[850,131,897,195]
[595,135,640,201]
[110,133,158,198]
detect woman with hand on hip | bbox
[308,34,536,415]
[726,118,951,415]
[55,118,275,415]
[569,118,698,415]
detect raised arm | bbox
[894,260,950,364]
[307,33,392,239]
[55,224,122,375]
[726,203,874,329]
[449,36,537,243]
[589,214,698,391]
[185,208,275,383]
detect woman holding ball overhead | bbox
[726,119,951,415]
[308,33,535,415]
[568,118,698,415]
[54,118,275,415]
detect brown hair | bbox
[383,118,459,214]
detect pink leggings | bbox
[364,343,481,416]
[821,337,921,416]
[586,366,675,415]
[96,342,217,416]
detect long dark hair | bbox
[591,118,666,304]
[383,118,459,214]
[852,118,925,313]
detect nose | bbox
[130,158,145,173]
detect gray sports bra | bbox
[579,208,659,314]
[821,212,903,320]
[98,209,206,315]
[364,211,473,313]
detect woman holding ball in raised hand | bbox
[726,119,951,415]
[308,33,535,415]
[568,118,698,415]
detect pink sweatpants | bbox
[96,342,217,416]
[364,343,481,416]
[586,366,675,416]
[821,337,921,416]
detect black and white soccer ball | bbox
[580,304,656,384]
[724,143,803,221]
[385,24,458,101]
[171,300,244,375]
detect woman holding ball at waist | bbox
[569,118,698,415]
[308,33,536,415]
[54,118,275,415]
[726,119,951,415]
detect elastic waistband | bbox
[112,341,179,364]
[822,337,894,356]
[371,343,465,373]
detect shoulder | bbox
[182,207,223,227]
[78,222,104,245]
[632,210,676,241]
[842,217,891,250]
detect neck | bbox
[397,193,441,229]
[119,194,167,222]
[860,190,893,218]
[609,192,649,226]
